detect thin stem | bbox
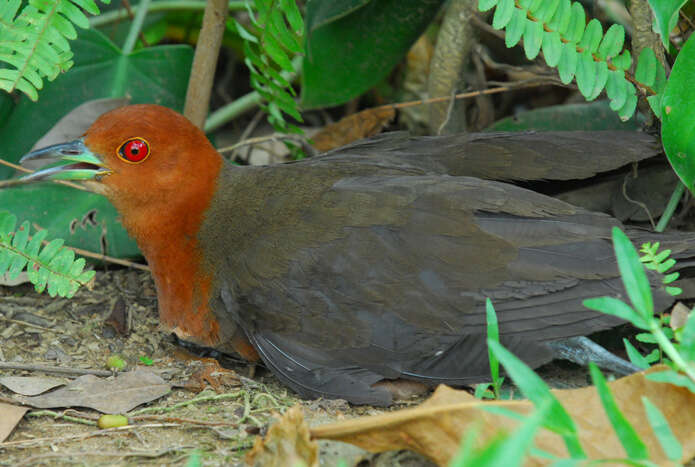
[204,55,302,133]
[655,182,686,232]
[122,0,152,55]
[90,1,246,28]
[652,325,695,383]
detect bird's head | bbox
[21,104,222,217]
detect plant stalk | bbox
[122,0,152,55]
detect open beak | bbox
[19,139,111,182]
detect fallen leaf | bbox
[311,107,395,152]
[104,297,131,336]
[311,365,695,465]
[0,376,66,396]
[246,405,318,467]
[183,359,240,393]
[0,403,28,442]
[15,369,170,413]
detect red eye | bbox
[118,138,150,163]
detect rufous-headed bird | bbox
[20,104,688,405]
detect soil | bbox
[0,268,594,466]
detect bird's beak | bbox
[19,139,112,182]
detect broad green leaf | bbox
[648,0,688,48]
[623,338,651,369]
[302,0,443,108]
[493,0,515,30]
[646,370,695,393]
[662,33,695,191]
[575,51,596,98]
[583,296,649,330]
[485,298,500,392]
[635,47,657,87]
[678,310,695,362]
[578,19,602,53]
[542,31,562,67]
[557,43,578,84]
[523,19,543,59]
[642,397,682,461]
[612,227,654,318]
[505,8,526,48]
[488,340,586,458]
[589,364,648,459]
[598,24,624,59]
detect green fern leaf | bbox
[557,43,578,84]
[523,20,543,60]
[547,0,571,32]
[492,0,515,29]
[566,3,586,43]
[606,70,628,109]
[542,31,562,67]
[587,61,608,101]
[579,19,602,54]
[575,51,596,97]
[617,91,637,120]
[635,48,657,87]
[598,24,624,59]
[505,8,526,48]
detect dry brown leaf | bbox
[311,365,695,465]
[0,376,65,396]
[246,405,318,467]
[311,107,395,152]
[0,403,28,442]
[15,369,170,413]
[670,302,690,329]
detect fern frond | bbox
[0,0,109,101]
[640,242,682,296]
[0,211,95,298]
[232,0,303,135]
[479,0,667,121]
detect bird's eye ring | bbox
[118,138,150,164]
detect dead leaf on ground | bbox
[311,365,695,465]
[0,376,66,396]
[246,405,318,467]
[0,403,28,442]
[14,369,170,413]
[311,107,395,152]
[182,359,241,393]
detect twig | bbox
[184,0,229,128]
[129,390,245,415]
[0,362,112,377]
[53,241,150,272]
[27,410,97,426]
[218,134,312,155]
[121,0,150,55]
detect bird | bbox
[19,104,687,405]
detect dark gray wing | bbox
[309,131,660,181]
[200,167,675,404]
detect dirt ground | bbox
[0,268,595,466]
